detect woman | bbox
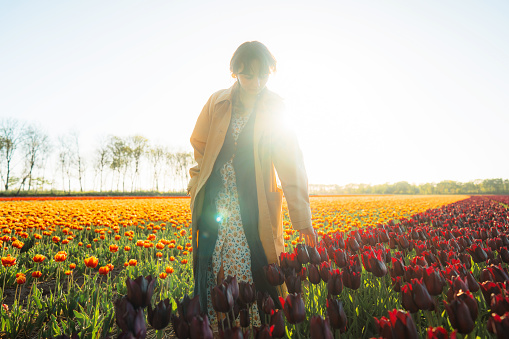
[188,41,316,324]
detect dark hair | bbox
[230,41,277,77]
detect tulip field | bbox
[2,194,509,338]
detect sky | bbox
[1,0,508,186]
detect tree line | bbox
[309,179,509,195]
[0,118,194,194]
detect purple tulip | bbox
[309,315,333,339]
[126,275,156,309]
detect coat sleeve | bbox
[271,108,313,231]
[188,94,214,193]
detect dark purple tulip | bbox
[391,257,405,277]
[211,282,234,313]
[370,252,388,278]
[319,261,332,283]
[499,247,509,263]
[318,247,329,262]
[261,293,275,315]
[308,263,321,285]
[388,309,419,339]
[465,271,480,292]
[481,281,504,305]
[327,269,343,295]
[189,314,213,339]
[147,299,172,330]
[491,294,509,316]
[298,266,308,281]
[401,284,419,313]
[285,271,302,294]
[374,316,393,339]
[444,295,476,334]
[397,235,410,250]
[488,312,509,338]
[488,264,509,283]
[423,267,445,296]
[225,275,239,302]
[333,248,348,268]
[296,243,310,265]
[239,308,250,328]
[126,275,156,309]
[342,267,361,290]
[347,236,360,252]
[253,324,270,339]
[309,315,333,339]
[270,309,285,338]
[327,297,347,332]
[239,281,256,305]
[466,244,488,263]
[184,295,201,323]
[411,278,434,311]
[279,293,306,324]
[264,263,285,286]
[392,276,402,293]
[307,246,321,265]
[115,297,143,335]
[223,326,244,339]
[450,275,469,294]
[171,313,190,339]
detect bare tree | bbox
[148,145,165,191]
[57,135,75,193]
[94,137,110,192]
[128,135,148,192]
[71,131,85,192]
[174,151,194,192]
[0,118,24,190]
[16,124,50,194]
[108,136,132,192]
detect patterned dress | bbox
[205,108,261,326]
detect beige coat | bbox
[188,82,312,267]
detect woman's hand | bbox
[298,227,318,247]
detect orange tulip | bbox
[107,263,114,271]
[16,273,26,284]
[181,259,188,264]
[98,266,110,275]
[65,270,72,276]
[12,240,24,249]
[165,266,174,274]
[52,236,60,243]
[84,256,99,268]
[169,256,175,262]
[129,259,137,266]
[159,272,167,279]
[54,251,67,262]
[109,244,119,253]
[124,262,129,267]
[33,254,46,263]
[156,243,165,250]
[156,252,163,258]
[69,263,76,270]
[124,246,131,251]
[32,271,42,278]
[86,244,92,248]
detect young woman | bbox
[188,41,316,324]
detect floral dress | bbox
[205,108,261,326]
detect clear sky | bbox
[1,0,508,186]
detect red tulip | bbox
[333,248,348,268]
[427,326,456,339]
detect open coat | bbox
[188,82,313,276]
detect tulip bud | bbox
[327,297,347,332]
[327,269,343,295]
[309,315,333,339]
[270,309,286,338]
[189,314,214,339]
[264,263,285,286]
[147,299,172,330]
[126,275,156,309]
[280,293,306,324]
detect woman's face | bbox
[236,59,269,96]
